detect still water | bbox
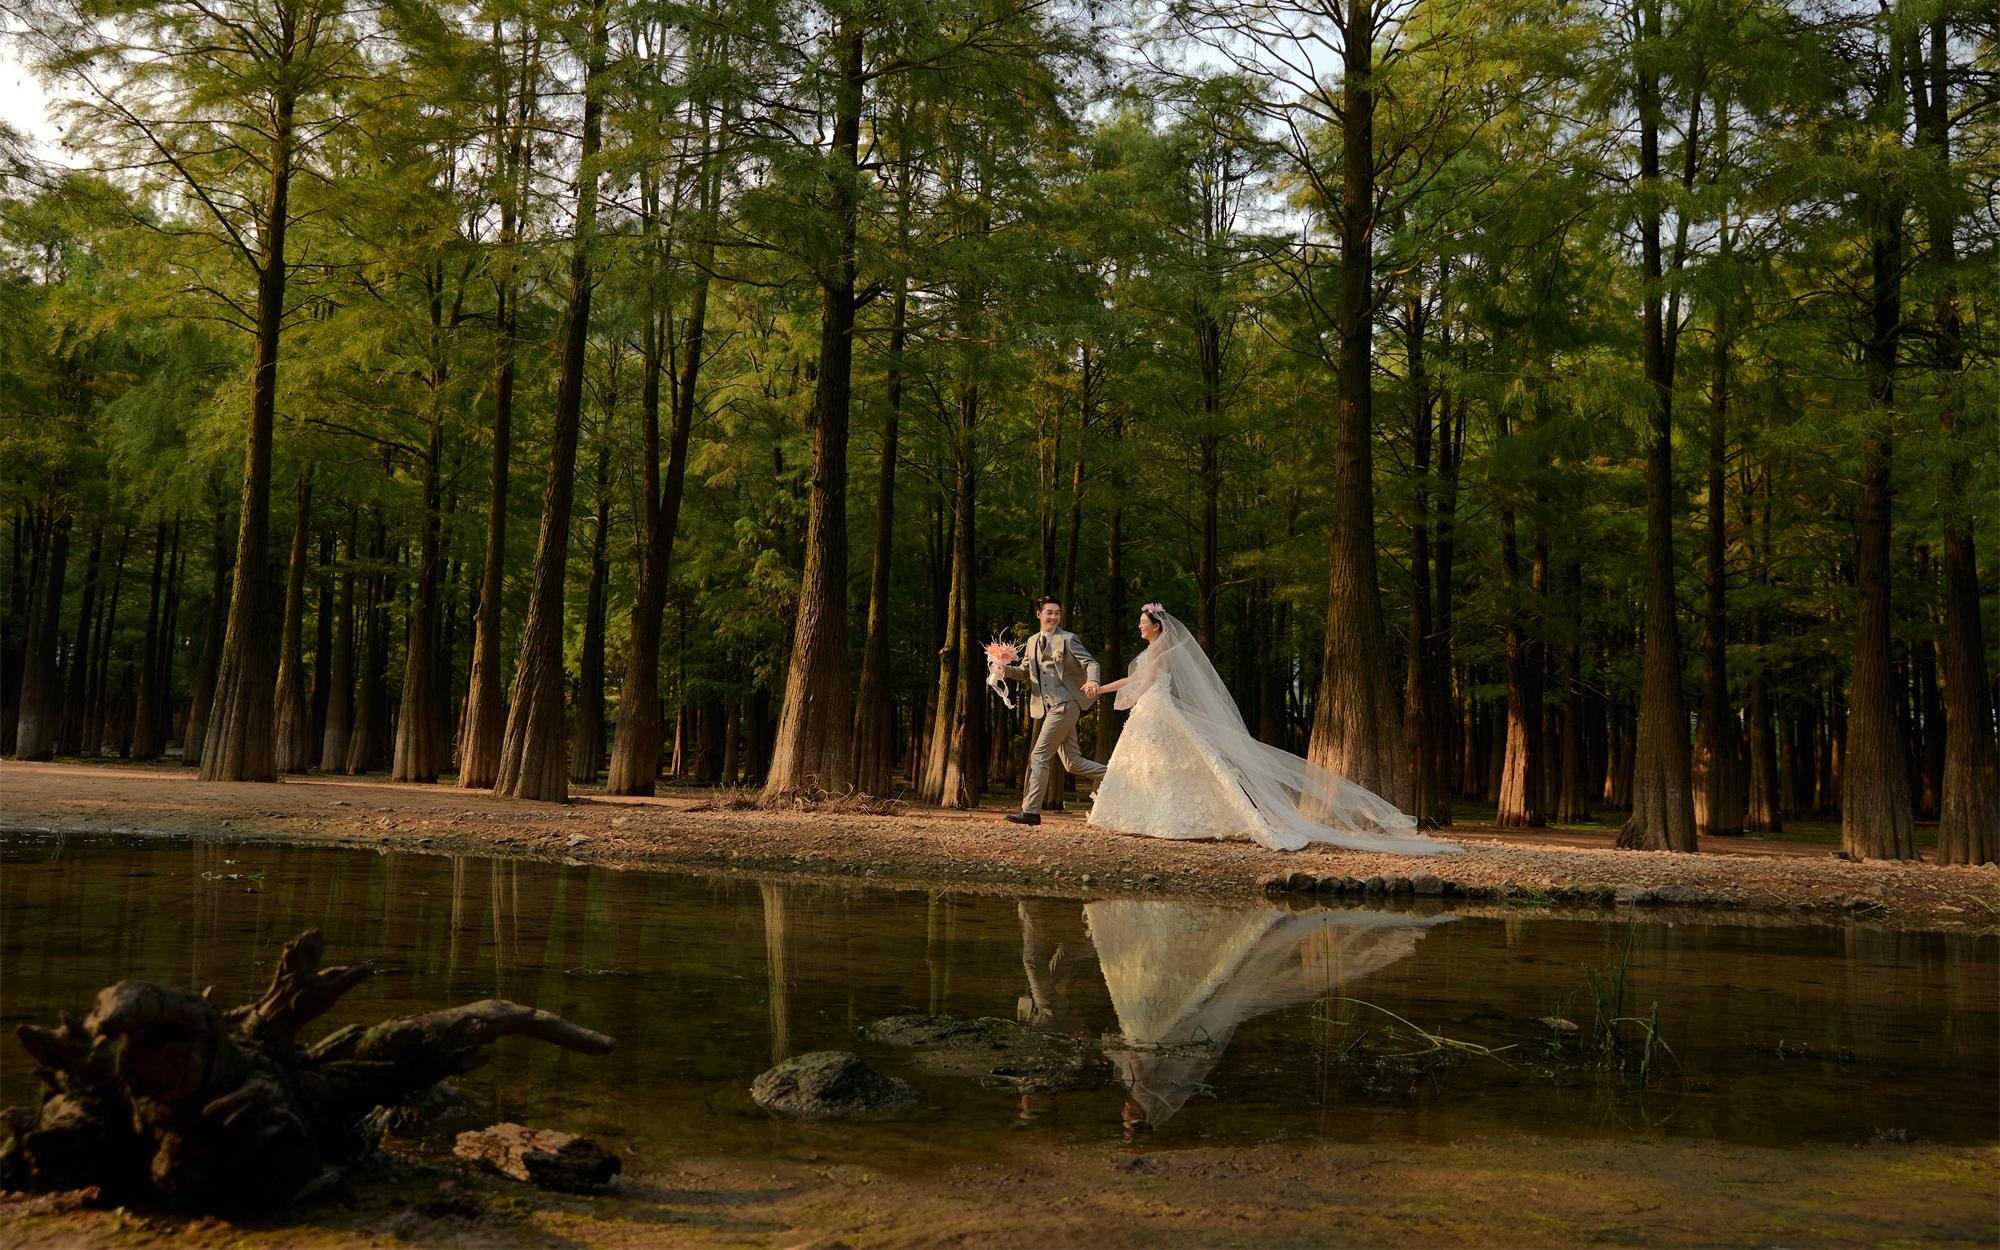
[2,832,1994,1165]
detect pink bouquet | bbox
[983,639,1021,709]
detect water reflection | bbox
[1,833,1993,1153]
[1085,903,1455,1131]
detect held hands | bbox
[1082,680,1101,699]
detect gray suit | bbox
[1003,628,1108,815]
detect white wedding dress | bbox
[1087,611,1457,856]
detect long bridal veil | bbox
[1117,610,1458,854]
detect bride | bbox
[1088,604,1458,855]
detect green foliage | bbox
[3,0,1993,776]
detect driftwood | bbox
[0,929,614,1210]
[453,1123,620,1191]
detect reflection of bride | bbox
[1087,899,1455,1131]
[1090,605,1458,854]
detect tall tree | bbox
[1617,0,1697,852]
[30,0,360,781]
[459,14,541,789]
[762,14,864,800]
[272,472,314,772]
[1908,4,1998,864]
[493,0,608,802]
[604,9,724,795]
[11,512,70,759]
[1840,19,1915,861]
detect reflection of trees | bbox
[926,890,955,1013]
[761,881,790,1063]
[1087,902,1455,1129]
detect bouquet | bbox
[983,638,1021,709]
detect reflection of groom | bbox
[1001,596,1107,826]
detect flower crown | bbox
[1142,603,1165,617]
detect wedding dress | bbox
[1087,610,1458,855]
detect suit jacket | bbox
[1003,628,1102,718]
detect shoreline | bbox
[2,760,1993,931]
[3,757,1995,1249]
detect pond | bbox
[2,831,1994,1172]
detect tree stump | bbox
[0,930,614,1210]
[453,1123,620,1192]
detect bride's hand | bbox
[1082,680,1101,698]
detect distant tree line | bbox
[2,0,1994,863]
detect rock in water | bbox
[749,1051,917,1119]
[454,1123,620,1192]
[864,1014,1097,1093]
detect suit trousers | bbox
[1022,701,1107,815]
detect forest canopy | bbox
[1,0,1994,864]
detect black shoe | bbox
[1006,812,1042,826]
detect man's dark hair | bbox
[1034,595,1061,612]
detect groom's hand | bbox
[1083,681,1100,699]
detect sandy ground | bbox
[1,760,1994,930]
[3,1133,1994,1248]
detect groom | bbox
[1000,595,1107,826]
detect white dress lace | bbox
[1089,672,1275,846]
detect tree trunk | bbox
[393,397,447,784]
[1095,404,1126,761]
[346,519,391,775]
[458,25,531,791]
[274,474,315,774]
[1496,491,1546,829]
[1402,292,1447,828]
[1841,137,1915,861]
[180,508,230,766]
[493,3,607,803]
[1557,561,1590,823]
[1434,398,1463,802]
[155,521,185,752]
[0,510,30,753]
[1743,465,1780,831]
[55,525,102,757]
[320,530,355,771]
[1910,17,1999,864]
[569,450,612,785]
[11,512,70,760]
[1617,0,1696,851]
[852,264,908,798]
[82,528,128,756]
[129,522,169,762]
[918,387,980,808]
[1196,315,1223,652]
[1693,295,1743,835]
[1306,0,1405,810]
[201,85,296,783]
[606,103,718,796]
[763,18,863,801]
[307,528,334,751]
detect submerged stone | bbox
[750,1051,917,1119]
[866,1014,1098,1093]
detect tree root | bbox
[0,929,615,1210]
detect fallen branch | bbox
[0,929,615,1210]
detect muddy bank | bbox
[1,761,1993,930]
[3,1133,1993,1248]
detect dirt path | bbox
[3,1133,1993,1248]
[2,760,1993,930]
